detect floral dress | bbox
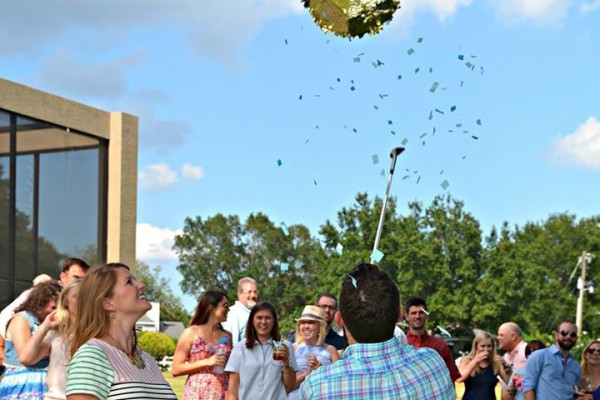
[183,337,232,400]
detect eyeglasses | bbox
[587,348,600,354]
[559,330,578,338]
[317,304,336,310]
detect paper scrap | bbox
[280,263,289,272]
[407,48,415,55]
[441,180,450,190]
[335,243,343,255]
[370,249,384,263]
[281,223,289,236]
[372,154,380,164]
[277,159,282,167]
[430,82,439,93]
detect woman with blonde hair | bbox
[458,330,508,400]
[65,263,176,400]
[577,340,600,399]
[19,280,82,400]
[287,305,339,400]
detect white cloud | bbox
[547,116,600,169]
[139,163,178,191]
[0,0,301,65]
[580,0,600,14]
[39,47,144,99]
[136,223,182,262]
[181,163,205,180]
[492,0,574,24]
[386,0,473,36]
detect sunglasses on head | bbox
[587,348,600,355]
[559,330,577,338]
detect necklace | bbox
[106,333,146,369]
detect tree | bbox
[135,260,190,325]
[138,332,175,360]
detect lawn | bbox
[163,373,503,399]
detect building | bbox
[0,77,138,309]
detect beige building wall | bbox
[0,77,138,268]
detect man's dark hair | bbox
[405,297,427,312]
[316,293,337,306]
[62,257,90,273]
[339,263,399,343]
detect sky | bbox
[2,0,599,311]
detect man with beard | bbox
[222,277,258,345]
[523,321,582,400]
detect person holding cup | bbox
[287,305,339,400]
[457,330,508,400]
[225,301,298,400]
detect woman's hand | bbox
[307,355,321,371]
[41,310,59,331]
[208,352,227,367]
[474,351,489,363]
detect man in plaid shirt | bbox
[298,263,456,400]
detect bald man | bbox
[497,322,527,369]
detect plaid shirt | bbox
[298,336,456,400]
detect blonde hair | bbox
[581,340,600,376]
[70,263,130,357]
[294,320,326,346]
[464,330,500,377]
[55,279,82,336]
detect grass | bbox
[163,372,502,399]
[163,372,186,399]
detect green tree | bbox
[135,260,190,325]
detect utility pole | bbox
[576,252,595,336]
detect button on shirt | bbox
[298,336,456,400]
[225,338,298,400]
[523,344,581,400]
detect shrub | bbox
[138,332,176,361]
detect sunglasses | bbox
[559,330,578,338]
[587,348,600,355]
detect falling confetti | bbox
[414,67,420,74]
[281,262,289,272]
[388,120,393,125]
[441,180,450,190]
[450,105,457,112]
[458,54,464,60]
[335,243,343,255]
[281,223,289,236]
[277,159,282,166]
[370,249,385,263]
[285,39,288,45]
[390,130,395,135]
[419,132,427,139]
[476,119,482,125]
[299,95,303,100]
[401,138,408,145]
[348,274,357,288]
[372,154,380,164]
[429,82,439,93]
[353,57,361,62]
[374,105,379,110]
[417,37,423,43]
[407,48,415,55]
[471,135,479,140]
[397,75,402,80]
[350,86,356,91]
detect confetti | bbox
[329,86,335,91]
[390,130,396,135]
[277,159,282,167]
[281,223,289,236]
[285,39,288,45]
[420,307,430,315]
[407,48,415,55]
[372,154,380,164]
[348,274,357,288]
[462,155,467,159]
[417,176,421,184]
[313,180,318,186]
[401,137,408,146]
[414,67,420,74]
[465,61,475,70]
[471,135,479,140]
[440,169,444,174]
[429,67,433,73]
[352,128,358,133]
[280,262,289,272]
[417,37,423,43]
[380,169,385,176]
[450,105,457,112]
[460,80,464,87]
[433,127,436,135]
[458,54,464,60]
[350,86,356,91]
[304,139,310,144]
[476,119,482,125]
[337,78,341,82]
[353,57,361,62]
[428,111,433,120]
[402,175,410,180]
[370,249,384,263]
[435,108,445,114]
[387,120,393,125]
[429,82,439,93]
[397,75,402,80]
[441,180,450,190]
[336,243,343,255]
[374,105,379,110]
[419,132,427,139]
[299,95,303,100]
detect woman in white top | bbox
[20,280,81,400]
[287,305,339,400]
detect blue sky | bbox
[3,0,599,310]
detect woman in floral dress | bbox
[173,291,232,400]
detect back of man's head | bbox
[340,263,399,343]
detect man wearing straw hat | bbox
[298,263,455,399]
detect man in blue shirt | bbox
[298,263,456,400]
[524,320,582,400]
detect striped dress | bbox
[66,338,176,400]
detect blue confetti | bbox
[348,274,357,288]
[370,249,384,263]
[281,223,289,236]
[335,243,343,255]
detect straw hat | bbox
[296,305,326,326]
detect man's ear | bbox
[334,310,344,327]
[102,297,116,312]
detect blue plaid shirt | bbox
[298,336,456,399]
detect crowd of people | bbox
[1,258,600,400]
